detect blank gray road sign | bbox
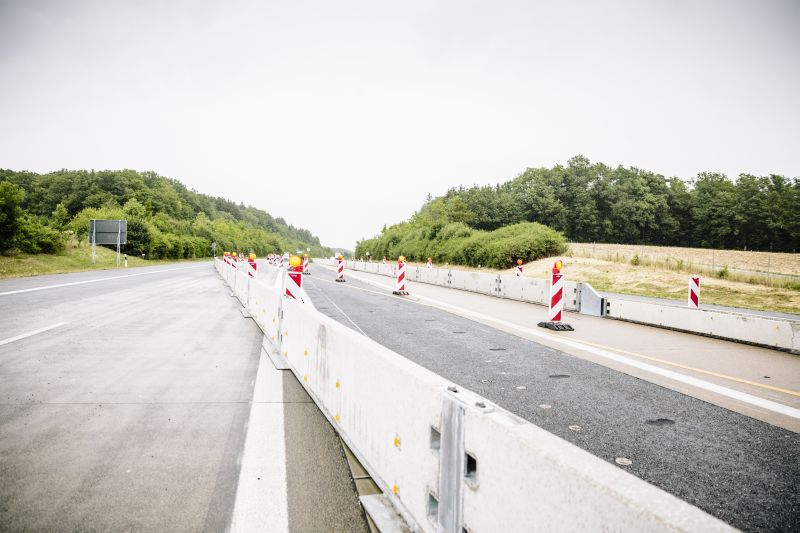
[89,219,127,244]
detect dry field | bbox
[407,248,800,314]
[568,242,800,280]
[519,256,800,315]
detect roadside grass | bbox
[0,240,209,279]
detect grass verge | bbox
[0,240,209,279]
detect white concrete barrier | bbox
[316,258,798,353]
[607,298,800,353]
[216,258,733,532]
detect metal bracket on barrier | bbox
[436,387,493,533]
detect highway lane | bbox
[303,268,800,533]
[0,264,367,532]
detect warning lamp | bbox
[289,255,302,268]
[517,259,523,265]
[232,252,237,257]
[398,255,406,263]
[249,253,256,261]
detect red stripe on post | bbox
[551,288,562,308]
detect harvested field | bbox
[568,242,799,281]
[408,250,800,315]
[519,256,800,316]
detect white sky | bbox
[1,0,798,248]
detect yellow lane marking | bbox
[560,335,800,398]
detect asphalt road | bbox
[303,268,800,533]
[0,263,367,532]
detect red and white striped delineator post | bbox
[427,257,432,269]
[393,256,409,295]
[285,271,302,299]
[688,275,700,309]
[538,259,574,331]
[335,256,346,282]
[382,256,387,264]
[516,259,523,277]
[223,252,229,266]
[247,253,257,278]
[302,255,309,275]
[231,253,238,268]
[284,256,305,302]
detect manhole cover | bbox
[615,457,632,466]
[549,374,570,379]
[645,418,675,426]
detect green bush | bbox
[356,221,565,269]
[14,214,65,253]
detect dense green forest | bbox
[355,156,799,268]
[0,169,330,259]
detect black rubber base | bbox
[302,272,310,275]
[392,290,409,295]
[335,279,346,282]
[537,321,574,331]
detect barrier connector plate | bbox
[392,290,409,296]
[537,321,574,331]
[335,279,346,283]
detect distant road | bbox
[304,266,800,533]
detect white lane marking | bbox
[305,278,369,337]
[327,266,800,420]
[230,349,289,532]
[0,265,208,297]
[0,322,70,347]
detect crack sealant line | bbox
[316,264,800,420]
[304,278,369,338]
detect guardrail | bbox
[215,258,731,532]
[318,259,799,353]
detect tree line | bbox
[0,169,330,259]
[355,156,798,268]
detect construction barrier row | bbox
[214,258,731,532]
[317,258,800,353]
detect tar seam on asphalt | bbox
[305,278,370,338]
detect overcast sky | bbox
[1,1,798,248]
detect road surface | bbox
[0,263,368,532]
[304,265,800,533]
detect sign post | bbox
[88,219,128,266]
